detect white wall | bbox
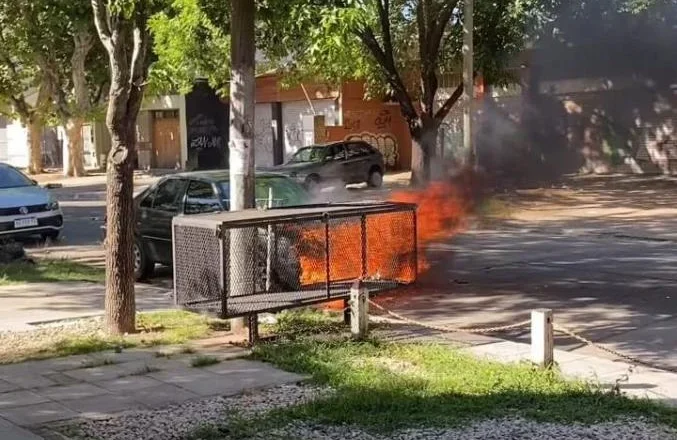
[6,119,28,168]
[141,95,188,168]
[281,99,338,161]
[254,103,274,167]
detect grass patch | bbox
[225,335,677,436]
[265,308,346,339]
[0,259,105,286]
[0,310,229,364]
[191,355,220,368]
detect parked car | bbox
[0,163,63,241]
[270,141,385,190]
[102,170,309,281]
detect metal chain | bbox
[553,324,676,372]
[364,299,676,373]
[367,300,531,334]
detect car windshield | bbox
[0,167,34,189]
[288,146,326,164]
[217,175,307,208]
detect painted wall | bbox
[325,81,412,170]
[254,103,275,166]
[282,99,338,161]
[5,119,28,168]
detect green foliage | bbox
[148,0,230,96]
[246,337,677,433]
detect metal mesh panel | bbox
[173,224,222,309]
[173,203,417,318]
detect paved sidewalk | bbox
[0,282,174,332]
[0,345,304,439]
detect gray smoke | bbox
[474,0,677,186]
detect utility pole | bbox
[462,0,475,167]
[229,0,256,333]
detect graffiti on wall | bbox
[254,115,274,166]
[346,132,399,168]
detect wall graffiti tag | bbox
[187,114,223,150]
[374,109,392,130]
[346,132,399,168]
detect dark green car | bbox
[126,170,309,280]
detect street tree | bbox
[259,0,555,185]
[0,1,58,174]
[0,0,108,176]
[92,0,154,334]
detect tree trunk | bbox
[104,119,137,334]
[410,117,439,186]
[65,119,87,177]
[26,118,43,175]
[228,0,256,333]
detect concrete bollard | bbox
[531,309,554,368]
[350,280,369,340]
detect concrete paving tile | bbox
[0,379,21,394]
[41,373,81,387]
[0,416,44,439]
[130,384,199,408]
[202,359,277,376]
[34,383,110,402]
[34,355,99,372]
[60,394,146,419]
[62,365,129,383]
[94,375,164,393]
[558,357,630,381]
[94,350,156,364]
[0,402,77,426]
[0,375,57,390]
[0,391,50,409]
[147,367,221,386]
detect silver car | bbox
[269,141,385,190]
[0,164,63,240]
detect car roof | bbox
[165,169,290,183]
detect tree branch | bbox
[91,0,113,53]
[434,82,463,121]
[428,1,458,63]
[354,25,418,122]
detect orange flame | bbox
[296,172,474,310]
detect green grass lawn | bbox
[190,311,677,438]
[0,310,229,364]
[0,259,105,286]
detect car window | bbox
[139,188,157,208]
[256,176,308,207]
[326,144,347,161]
[184,180,222,214]
[288,147,326,163]
[152,179,188,212]
[0,166,34,189]
[346,143,371,159]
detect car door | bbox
[322,143,348,181]
[344,142,371,183]
[142,177,188,264]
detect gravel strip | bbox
[257,418,677,440]
[51,384,332,440]
[49,382,677,440]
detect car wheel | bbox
[133,239,154,281]
[368,168,383,188]
[42,230,60,242]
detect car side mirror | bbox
[44,183,63,189]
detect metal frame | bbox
[173,202,418,319]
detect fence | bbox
[172,202,418,319]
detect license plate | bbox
[14,217,38,228]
